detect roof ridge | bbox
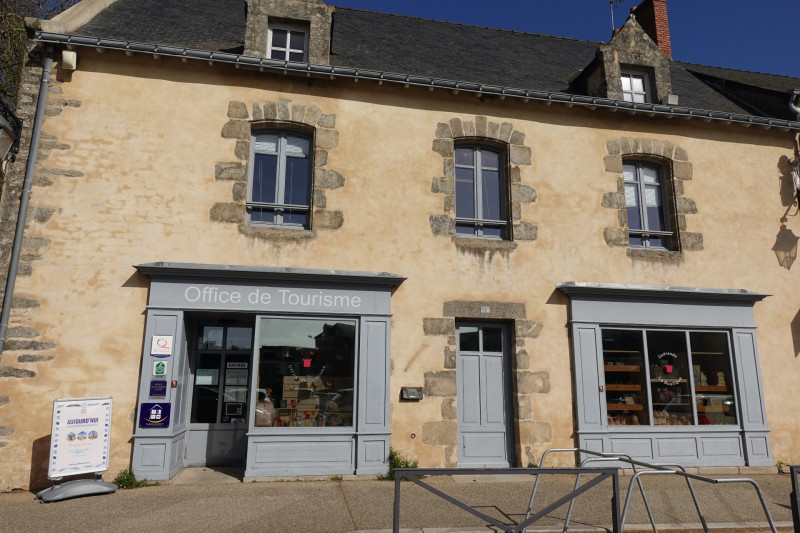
[675,59,800,83]
[334,6,604,47]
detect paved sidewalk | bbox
[0,468,794,532]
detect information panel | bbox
[48,397,112,479]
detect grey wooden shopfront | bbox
[131,263,403,480]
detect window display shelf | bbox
[650,378,687,383]
[605,384,641,391]
[604,365,641,372]
[695,385,727,392]
[693,351,725,355]
[653,402,690,407]
[607,404,642,411]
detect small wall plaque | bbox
[400,387,423,401]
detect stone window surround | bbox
[430,116,538,252]
[244,0,333,65]
[421,301,550,468]
[602,137,703,259]
[213,98,344,240]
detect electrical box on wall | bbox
[400,387,423,401]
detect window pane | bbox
[192,354,220,423]
[226,327,253,350]
[482,327,502,352]
[641,165,659,185]
[623,163,636,181]
[289,52,305,62]
[625,183,642,230]
[285,136,310,157]
[252,153,278,203]
[455,147,474,166]
[284,157,310,206]
[253,134,279,155]
[271,29,287,49]
[482,226,503,239]
[631,76,645,92]
[282,211,308,226]
[256,319,356,428]
[198,326,224,350]
[250,207,275,223]
[690,332,737,425]
[621,75,631,91]
[481,150,499,170]
[647,330,693,426]
[455,223,475,236]
[289,31,305,50]
[602,329,649,426]
[632,93,646,103]
[481,169,503,221]
[459,326,479,351]
[455,166,476,219]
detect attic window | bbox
[268,22,308,62]
[620,69,652,103]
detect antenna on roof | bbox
[609,0,623,31]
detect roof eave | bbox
[34,31,800,132]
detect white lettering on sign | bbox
[183,286,362,309]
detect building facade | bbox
[1,0,799,489]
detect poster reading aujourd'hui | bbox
[48,397,112,479]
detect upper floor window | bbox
[620,69,651,103]
[624,160,673,249]
[248,131,312,228]
[268,23,308,62]
[455,145,508,239]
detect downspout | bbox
[0,47,53,361]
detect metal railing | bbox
[790,465,800,531]
[528,448,778,533]
[392,466,621,533]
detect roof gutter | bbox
[0,48,53,360]
[34,31,800,132]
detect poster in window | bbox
[226,368,248,386]
[196,368,219,386]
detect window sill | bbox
[452,236,517,252]
[238,224,316,240]
[627,247,683,262]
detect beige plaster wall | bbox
[1,50,798,489]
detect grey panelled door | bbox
[457,323,513,468]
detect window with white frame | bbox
[454,144,508,239]
[248,131,312,228]
[624,160,674,249]
[620,69,651,103]
[268,23,308,62]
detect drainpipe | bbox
[0,47,53,362]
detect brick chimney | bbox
[632,0,672,58]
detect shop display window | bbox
[602,328,737,427]
[255,318,356,428]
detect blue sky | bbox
[329,1,798,79]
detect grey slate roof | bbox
[67,1,800,122]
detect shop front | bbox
[131,263,404,480]
[559,282,773,467]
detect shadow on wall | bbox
[792,309,800,358]
[773,156,800,270]
[29,434,50,491]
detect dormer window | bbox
[620,69,652,103]
[268,23,308,62]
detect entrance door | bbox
[456,323,514,468]
[185,323,254,466]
